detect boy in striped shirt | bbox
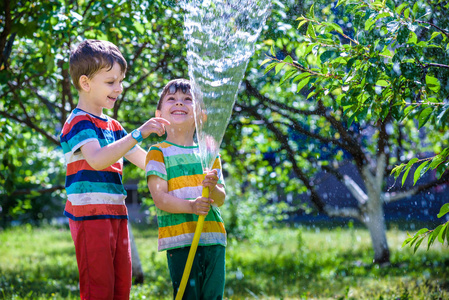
[60,39,169,300]
[145,79,227,299]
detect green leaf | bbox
[309,4,315,19]
[264,62,277,74]
[376,80,389,87]
[297,20,308,30]
[284,55,294,64]
[402,158,418,186]
[426,75,441,93]
[413,161,429,185]
[279,69,297,86]
[437,223,448,244]
[395,3,408,15]
[365,18,376,31]
[407,31,418,44]
[437,203,449,218]
[427,225,442,250]
[402,236,413,248]
[292,72,310,83]
[296,77,311,93]
[412,2,419,17]
[260,58,272,67]
[275,63,286,75]
[429,31,441,41]
[436,103,449,126]
[134,22,145,34]
[391,164,405,179]
[414,236,425,253]
[418,107,433,129]
[320,50,338,63]
[415,228,429,236]
[307,23,316,39]
[429,155,444,170]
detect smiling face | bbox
[78,62,124,116]
[155,89,195,129]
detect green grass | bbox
[0,223,448,299]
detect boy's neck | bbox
[165,127,195,147]
[77,95,103,117]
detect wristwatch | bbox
[131,129,143,143]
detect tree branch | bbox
[0,0,11,68]
[417,20,449,39]
[384,173,449,203]
[0,107,59,145]
[237,100,327,213]
[324,205,361,220]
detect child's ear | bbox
[79,75,90,92]
[155,110,161,118]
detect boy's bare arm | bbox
[81,117,169,170]
[148,175,211,215]
[125,147,147,170]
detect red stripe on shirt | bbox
[66,160,123,176]
[65,201,128,217]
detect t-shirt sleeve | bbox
[145,146,167,181]
[60,118,98,155]
[212,154,225,186]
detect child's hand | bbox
[202,169,219,190]
[140,117,170,138]
[191,196,213,216]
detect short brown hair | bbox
[69,39,127,90]
[157,79,191,110]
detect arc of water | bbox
[175,1,271,299]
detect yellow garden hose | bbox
[175,182,210,300]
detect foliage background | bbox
[0,0,448,268]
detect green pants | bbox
[167,245,226,300]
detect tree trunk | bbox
[361,154,390,264]
[128,224,144,284]
[363,200,390,264]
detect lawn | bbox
[0,223,448,299]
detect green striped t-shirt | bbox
[145,141,226,251]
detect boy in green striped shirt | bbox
[145,79,227,299]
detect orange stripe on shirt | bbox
[158,221,226,239]
[167,174,204,191]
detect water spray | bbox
[176,1,271,299]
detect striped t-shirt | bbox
[60,108,136,221]
[145,141,227,251]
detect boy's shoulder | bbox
[63,109,122,129]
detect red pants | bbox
[69,218,132,300]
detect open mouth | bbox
[108,96,117,101]
[172,111,187,115]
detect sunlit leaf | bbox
[279,69,297,86]
[260,58,272,67]
[275,62,286,75]
[413,161,429,185]
[426,75,441,93]
[418,107,433,129]
[437,203,449,218]
[437,223,448,244]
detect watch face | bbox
[132,131,138,138]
